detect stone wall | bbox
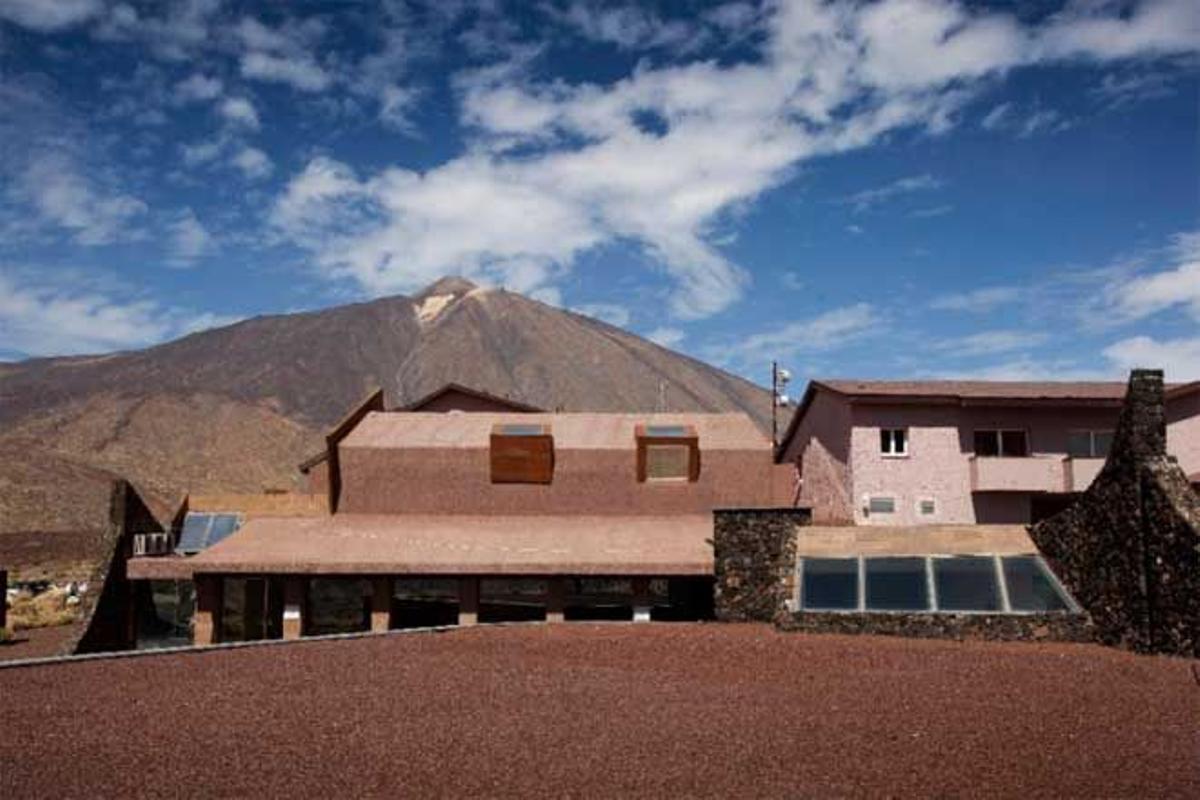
[69,480,165,654]
[0,569,6,631]
[712,508,809,622]
[778,612,1092,643]
[1029,370,1200,657]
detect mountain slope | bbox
[0,277,773,534]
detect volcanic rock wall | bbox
[1030,370,1200,657]
[713,508,809,622]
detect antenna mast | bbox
[772,361,792,451]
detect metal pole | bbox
[771,360,778,449]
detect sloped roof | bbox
[342,411,769,451]
[776,378,1200,461]
[184,513,714,575]
[402,382,543,412]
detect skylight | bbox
[796,554,1076,615]
[176,513,242,555]
[497,423,546,436]
[644,424,690,437]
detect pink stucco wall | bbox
[785,391,1200,526]
[337,446,782,516]
[779,390,854,524]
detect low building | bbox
[126,387,796,646]
[776,380,1200,526]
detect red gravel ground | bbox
[1,624,1197,798]
[0,625,77,663]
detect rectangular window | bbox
[933,556,1002,611]
[918,499,936,516]
[645,444,690,480]
[801,558,859,610]
[865,557,929,611]
[879,428,908,456]
[867,496,896,514]
[490,424,554,484]
[636,423,699,482]
[974,429,1028,457]
[1068,430,1113,458]
[1002,556,1071,612]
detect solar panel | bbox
[175,513,242,555]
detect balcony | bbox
[969,456,1067,493]
[1066,457,1105,492]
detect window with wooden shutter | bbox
[636,424,699,483]
[490,423,554,484]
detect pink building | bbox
[776,380,1200,526]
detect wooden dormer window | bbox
[636,423,700,483]
[490,423,554,484]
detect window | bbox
[796,555,1076,614]
[918,499,936,516]
[490,424,554,484]
[645,444,690,480]
[1002,556,1071,612]
[1067,430,1113,459]
[865,558,929,611]
[801,558,859,610]
[973,429,1028,457]
[867,496,896,514]
[933,556,1001,611]
[880,428,908,456]
[636,423,699,482]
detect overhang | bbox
[182,513,715,576]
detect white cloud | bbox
[241,51,331,92]
[936,329,1050,357]
[1104,230,1200,322]
[1091,70,1176,109]
[232,146,273,179]
[0,0,101,32]
[910,204,953,218]
[929,286,1025,313]
[175,73,223,103]
[93,0,221,62]
[574,303,631,327]
[646,326,686,349]
[1103,336,1200,381]
[236,17,332,92]
[219,96,261,129]
[704,303,881,369]
[271,0,1199,318]
[10,154,146,245]
[0,269,236,357]
[843,174,943,213]
[167,208,215,266]
[545,2,705,52]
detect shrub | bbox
[7,589,81,630]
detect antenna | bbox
[657,380,666,412]
[772,361,792,450]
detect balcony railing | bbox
[969,455,1069,493]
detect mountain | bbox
[0,277,774,540]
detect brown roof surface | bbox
[401,382,544,412]
[797,525,1036,557]
[185,513,714,575]
[342,411,769,451]
[818,378,1199,402]
[3,626,1198,797]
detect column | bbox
[632,577,652,623]
[283,576,306,640]
[546,577,567,623]
[370,576,392,633]
[458,577,479,626]
[193,575,221,646]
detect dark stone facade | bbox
[1029,370,1200,657]
[778,611,1093,643]
[713,508,810,622]
[68,480,167,655]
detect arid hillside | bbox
[0,277,772,538]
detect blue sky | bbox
[0,0,1197,386]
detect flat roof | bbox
[815,379,1198,402]
[179,513,716,576]
[342,412,769,451]
[796,525,1038,557]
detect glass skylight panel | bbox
[1002,556,1072,612]
[865,558,929,611]
[206,514,241,548]
[175,513,213,554]
[498,423,545,436]
[801,558,858,610]
[933,556,1001,611]
[645,424,689,437]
